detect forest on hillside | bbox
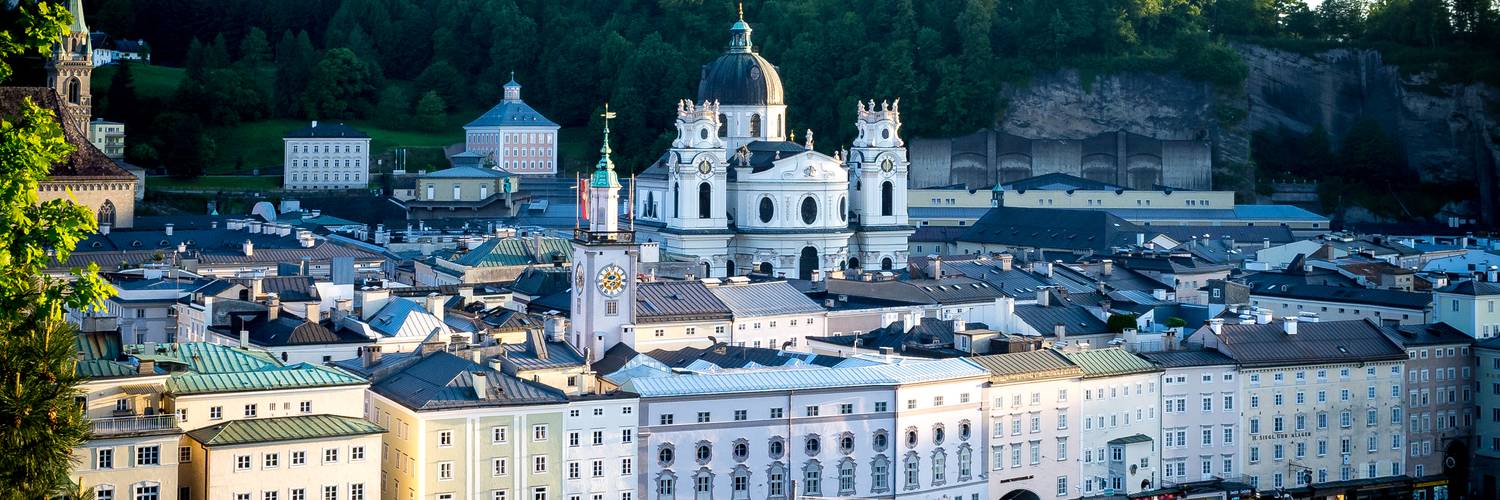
[81,0,1500,180]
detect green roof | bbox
[187,414,384,447]
[453,237,573,268]
[119,343,367,395]
[968,350,1083,383]
[1108,433,1154,445]
[1061,348,1159,378]
[76,359,142,379]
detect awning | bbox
[119,384,162,395]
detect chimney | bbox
[362,345,383,368]
[1488,266,1499,283]
[930,255,942,279]
[903,313,923,332]
[239,329,250,347]
[544,316,567,342]
[164,223,174,236]
[470,350,484,364]
[1136,233,1145,246]
[1283,316,1298,336]
[1043,262,1053,277]
[1262,238,1271,249]
[304,302,320,322]
[1053,323,1066,341]
[1152,289,1167,301]
[1255,309,1272,325]
[998,253,1013,272]
[137,359,156,375]
[202,296,216,325]
[251,277,264,300]
[332,298,353,324]
[811,269,823,283]
[425,293,445,321]
[358,288,392,321]
[100,223,111,235]
[952,319,966,333]
[471,371,490,399]
[264,296,280,320]
[242,240,254,257]
[1208,318,1224,336]
[1101,259,1113,276]
[1036,288,1051,307]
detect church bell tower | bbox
[570,105,639,361]
[46,0,93,137]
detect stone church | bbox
[8,0,138,228]
[633,12,913,280]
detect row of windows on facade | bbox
[656,393,974,426]
[433,454,633,480]
[1252,300,1413,320]
[230,446,367,471]
[291,144,363,154]
[471,132,553,145]
[227,485,365,500]
[653,447,972,498]
[1236,384,1404,410]
[507,160,553,170]
[291,159,364,169]
[1247,365,1400,385]
[196,401,315,420]
[290,174,363,183]
[1246,406,1403,434]
[642,183,892,223]
[425,184,501,199]
[1246,434,1401,464]
[1245,463,1400,492]
[655,426,972,469]
[435,487,565,500]
[503,146,553,157]
[87,485,159,500]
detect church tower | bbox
[570,105,639,361]
[847,99,914,272]
[697,7,786,151]
[664,100,730,234]
[47,0,93,137]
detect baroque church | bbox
[632,12,913,280]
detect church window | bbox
[697,183,712,219]
[882,258,893,271]
[66,78,81,104]
[881,181,894,216]
[750,114,761,137]
[645,192,656,218]
[672,184,680,218]
[838,197,847,222]
[96,200,116,226]
[718,114,728,137]
[881,128,890,139]
[777,114,783,136]
[800,197,817,225]
[699,128,709,140]
[758,197,774,223]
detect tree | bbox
[1318,0,1367,41]
[414,60,463,105]
[103,61,140,124]
[272,30,316,117]
[300,48,378,119]
[1107,313,1139,333]
[156,113,215,179]
[414,90,447,132]
[0,1,115,496]
[238,27,271,65]
[374,86,411,128]
[1164,317,1188,329]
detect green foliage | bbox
[1164,316,1188,328]
[1107,313,1139,333]
[239,27,272,66]
[300,48,379,119]
[414,90,447,132]
[0,3,115,496]
[156,113,216,179]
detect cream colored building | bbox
[283,121,372,190]
[90,119,126,158]
[406,159,526,220]
[73,355,183,500]
[182,415,383,500]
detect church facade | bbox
[633,15,913,280]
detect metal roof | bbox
[959,207,1146,253]
[452,237,572,268]
[1434,279,1500,296]
[620,357,988,397]
[1108,434,1154,445]
[1061,348,1160,377]
[1193,319,1407,367]
[422,165,510,179]
[636,281,732,323]
[708,281,824,318]
[187,414,383,446]
[113,342,367,395]
[968,350,1082,383]
[1138,349,1237,368]
[465,97,559,128]
[1014,303,1110,336]
[366,298,453,340]
[369,351,568,411]
[1249,283,1432,310]
[283,122,369,139]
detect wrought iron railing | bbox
[89,414,179,436]
[574,228,634,244]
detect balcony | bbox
[574,228,634,244]
[89,414,180,437]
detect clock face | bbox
[880,158,894,172]
[597,264,627,297]
[698,160,713,174]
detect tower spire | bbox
[728,2,753,52]
[591,103,619,187]
[738,1,744,21]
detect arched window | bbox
[802,460,824,496]
[882,257,894,271]
[698,182,712,219]
[96,200,116,226]
[881,181,894,216]
[837,458,857,496]
[672,183,680,218]
[800,197,817,225]
[749,114,761,137]
[718,114,728,137]
[66,78,81,104]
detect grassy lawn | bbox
[208,116,469,175]
[148,175,282,191]
[92,64,186,100]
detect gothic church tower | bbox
[47,0,93,137]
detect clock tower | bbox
[571,105,639,361]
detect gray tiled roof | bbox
[1435,279,1500,295]
[465,97,558,128]
[708,281,826,317]
[284,122,368,139]
[1381,323,1475,347]
[1138,349,1236,368]
[635,281,732,324]
[1014,303,1110,336]
[959,207,1145,253]
[645,343,843,370]
[1197,319,1406,367]
[369,351,567,411]
[1249,283,1432,310]
[968,350,1082,383]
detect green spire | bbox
[591,103,620,188]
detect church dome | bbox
[697,16,784,106]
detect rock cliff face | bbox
[989,44,1500,224]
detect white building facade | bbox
[283,121,372,190]
[562,395,639,500]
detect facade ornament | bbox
[805,129,814,150]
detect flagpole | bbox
[630,174,636,231]
[575,172,580,231]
